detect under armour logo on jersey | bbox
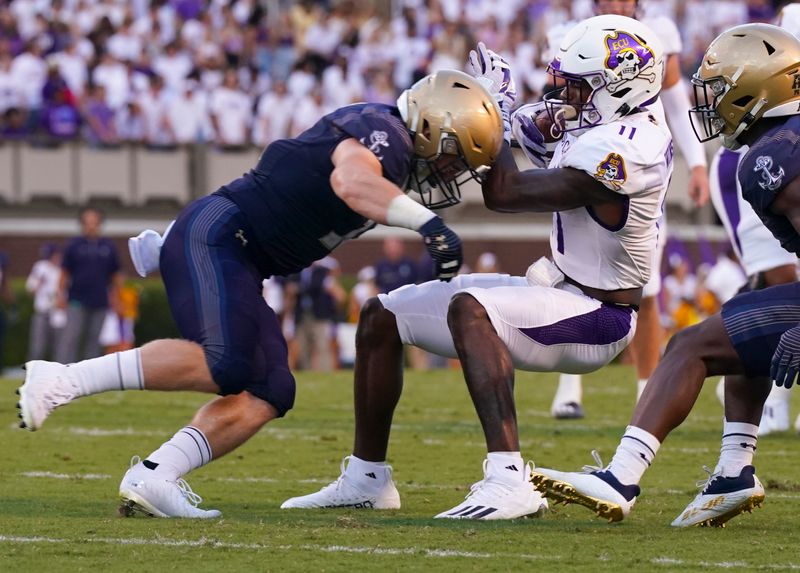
[235,229,248,247]
[754,155,785,191]
[360,130,390,160]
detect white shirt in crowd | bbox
[26,259,61,314]
[11,51,47,107]
[663,273,698,315]
[210,86,253,146]
[253,90,294,146]
[92,58,130,110]
[51,49,88,97]
[289,94,328,138]
[0,61,22,113]
[137,88,173,145]
[107,29,143,62]
[153,51,193,94]
[166,90,211,144]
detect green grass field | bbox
[2,366,800,572]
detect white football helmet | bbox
[544,14,664,134]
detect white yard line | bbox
[652,557,800,570]
[20,471,112,480]
[0,535,558,561]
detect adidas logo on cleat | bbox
[365,472,377,479]
[324,500,376,509]
[505,465,519,472]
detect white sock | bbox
[143,426,212,480]
[554,374,582,404]
[487,451,525,484]
[636,378,648,402]
[346,455,389,487]
[714,420,758,477]
[606,426,661,485]
[68,349,144,397]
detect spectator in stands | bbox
[0,53,22,114]
[56,207,123,363]
[153,41,192,93]
[92,52,129,111]
[40,83,80,142]
[253,79,292,146]
[51,41,88,98]
[25,243,63,361]
[286,257,346,371]
[289,85,327,138]
[83,84,118,147]
[10,40,46,117]
[374,237,418,294]
[107,15,142,62]
[116,99,146,143]
[166,79,210,144]
[137,75,172,147]
[209,67,252,149]
[348,266,378,323]
[1,106,30,139]
[662,254,700,332]
[701,249,748,313]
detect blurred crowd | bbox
[0,0,779,147]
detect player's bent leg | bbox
[17,339,218,431]
[534,314,742,522]
[629,295,663,400]
[282,297,403,510]
[120,391,278,518]
[434,293,547,520]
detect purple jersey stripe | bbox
[556,212,565,254]
[518,305,633,346]
[718,149,743,255]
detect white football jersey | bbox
[548,111,673,291]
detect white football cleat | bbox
[759,399,790,436]
[671,465,764,528]
[17,360,79,431]
[280,456,401,509]
[119,457,221,519]
[531,451,639,523]
[434,460,548,520]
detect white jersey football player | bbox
[709,3,800,435]
[282,15,672,520]
[545,0,710,420]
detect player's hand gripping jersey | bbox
[548,112,673,290]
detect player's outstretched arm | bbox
[481,143,623,213]
[331,138,463,280]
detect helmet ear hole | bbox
[422,119,431,140]
[732,95,754,108]
[763,41,776,55]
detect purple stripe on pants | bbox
[518,304,633,346]
[718,149,743,254]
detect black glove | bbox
[419,216,463,281]
[771,324,800,388]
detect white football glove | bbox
[510,102,559,169]
[467,42,516,142]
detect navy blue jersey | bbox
[216,103,414,277]
[739,115,800,256]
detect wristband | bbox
[386,194,437,231]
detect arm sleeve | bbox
[660,79,708,168]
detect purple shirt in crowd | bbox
[62,236,120,309]
[374,257,418,294]
[42,103,81,138]
[84,100,115,145]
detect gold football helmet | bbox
[397,70,504,208]
[690,23,800,150]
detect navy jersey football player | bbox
[16,70,504,518]
[530,23,800,528]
